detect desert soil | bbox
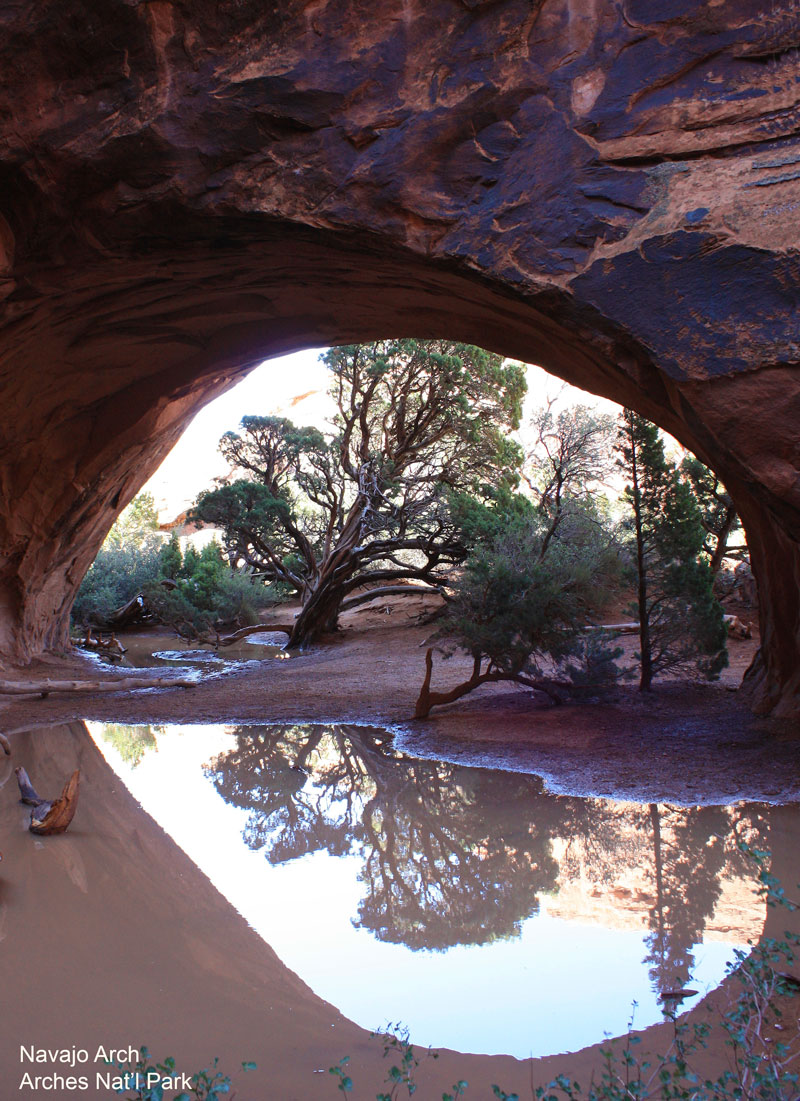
[1,593,797,806]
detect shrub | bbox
[72,540,162,625]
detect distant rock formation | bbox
[0,2,799,713]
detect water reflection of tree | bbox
[206,725,564,950]
[355,767,562,950]
[100,723,159,767]
[205,725,770,967]
[642,804,769,996]
[556,797,769,997]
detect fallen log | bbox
[0,675,196,696]
[216,622,295,647]
[583,622,639,634]
[723,613,752,639]
[104,591,151,628]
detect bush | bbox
[73,502,277,635]
[72,540,162,625]
[142,566,267,638]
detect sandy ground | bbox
[1,595,797,806]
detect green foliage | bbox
[562,631,627,692]
[99,723,159,768]
[159,532,183,580]
[73,494,164,624]
[616,411,728,689]
[450,487,537,550]
[680,455,747,573]
[74,504,272,635]
[330,1056,354,1094]
[107,1046,255,1101]
[72,543,162,626]
[446,496,623,683]
[192,341,526,646]
[143,543,268,638]
[104,493,160,551]
[375,1027,424,1100]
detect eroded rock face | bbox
[1,1,799,713]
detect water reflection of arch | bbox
[206,723,772,988]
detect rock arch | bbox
[1,1,799,714]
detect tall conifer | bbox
[616,410,727,690]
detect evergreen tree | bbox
[414,494,623,718]
[193,340,525,648]
[680,454,748,575]
[615,410,727,691]
[159,531,183,579]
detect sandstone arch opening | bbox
[3,3,800,714]
[1,238,797,716]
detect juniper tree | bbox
[193,340,526,648]
[615,410,727,692]
[414,494,624,718]
[680,453,748,575]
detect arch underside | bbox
[1,0,799,714]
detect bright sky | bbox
[143,350,623,523]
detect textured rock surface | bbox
[1,0,799,712]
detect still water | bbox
[86,630,291,672]
[87,721,770,1059]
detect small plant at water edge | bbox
[106,1046,256,1101]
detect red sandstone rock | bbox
[0,1,799,713]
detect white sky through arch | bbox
[143,349,622,524]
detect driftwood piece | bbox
[81,627,127,655]
[30,770,80,835]
[0,731,10,755]
[0,675,196,696]
[15,766,81,834]
[216,622,294,647]
[15,766,42,804]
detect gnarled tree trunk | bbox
[414,648,567,720]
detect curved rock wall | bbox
[1,0,799,712]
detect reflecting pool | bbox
[85,629,290,673]
[87,721,772,1058]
